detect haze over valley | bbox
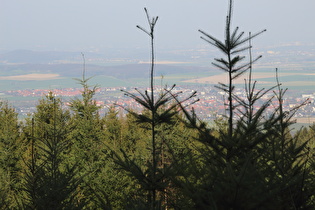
[0,43,314,124]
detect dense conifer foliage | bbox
[1,1,315,209]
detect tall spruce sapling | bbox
[214,35,280,209]
[69,52,103,166]
[172,33,277,209]
[68,53,109,208]
[70,53,100,120]
[199,0,266,138]
[112,8,198,209]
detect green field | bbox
[0,64,313,91]
[0,76,133,91]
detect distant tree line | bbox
[1,0,315,209]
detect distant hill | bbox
[0,50,102,64]
[0,63,213,79]
[0,49,214,79]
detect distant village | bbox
[3,84,315,124]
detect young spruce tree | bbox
[0,101,23,209]
[21,93,80,209]
[111,8,197,209]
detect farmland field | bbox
[183,69,315,90]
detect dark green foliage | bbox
[21,93,82,209]
[68,75,110,208]
[68,77,103,164]
[103,106,123,150]
[259,71,313,209]
[0,101,23,209]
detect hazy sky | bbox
[1,0,314,51]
